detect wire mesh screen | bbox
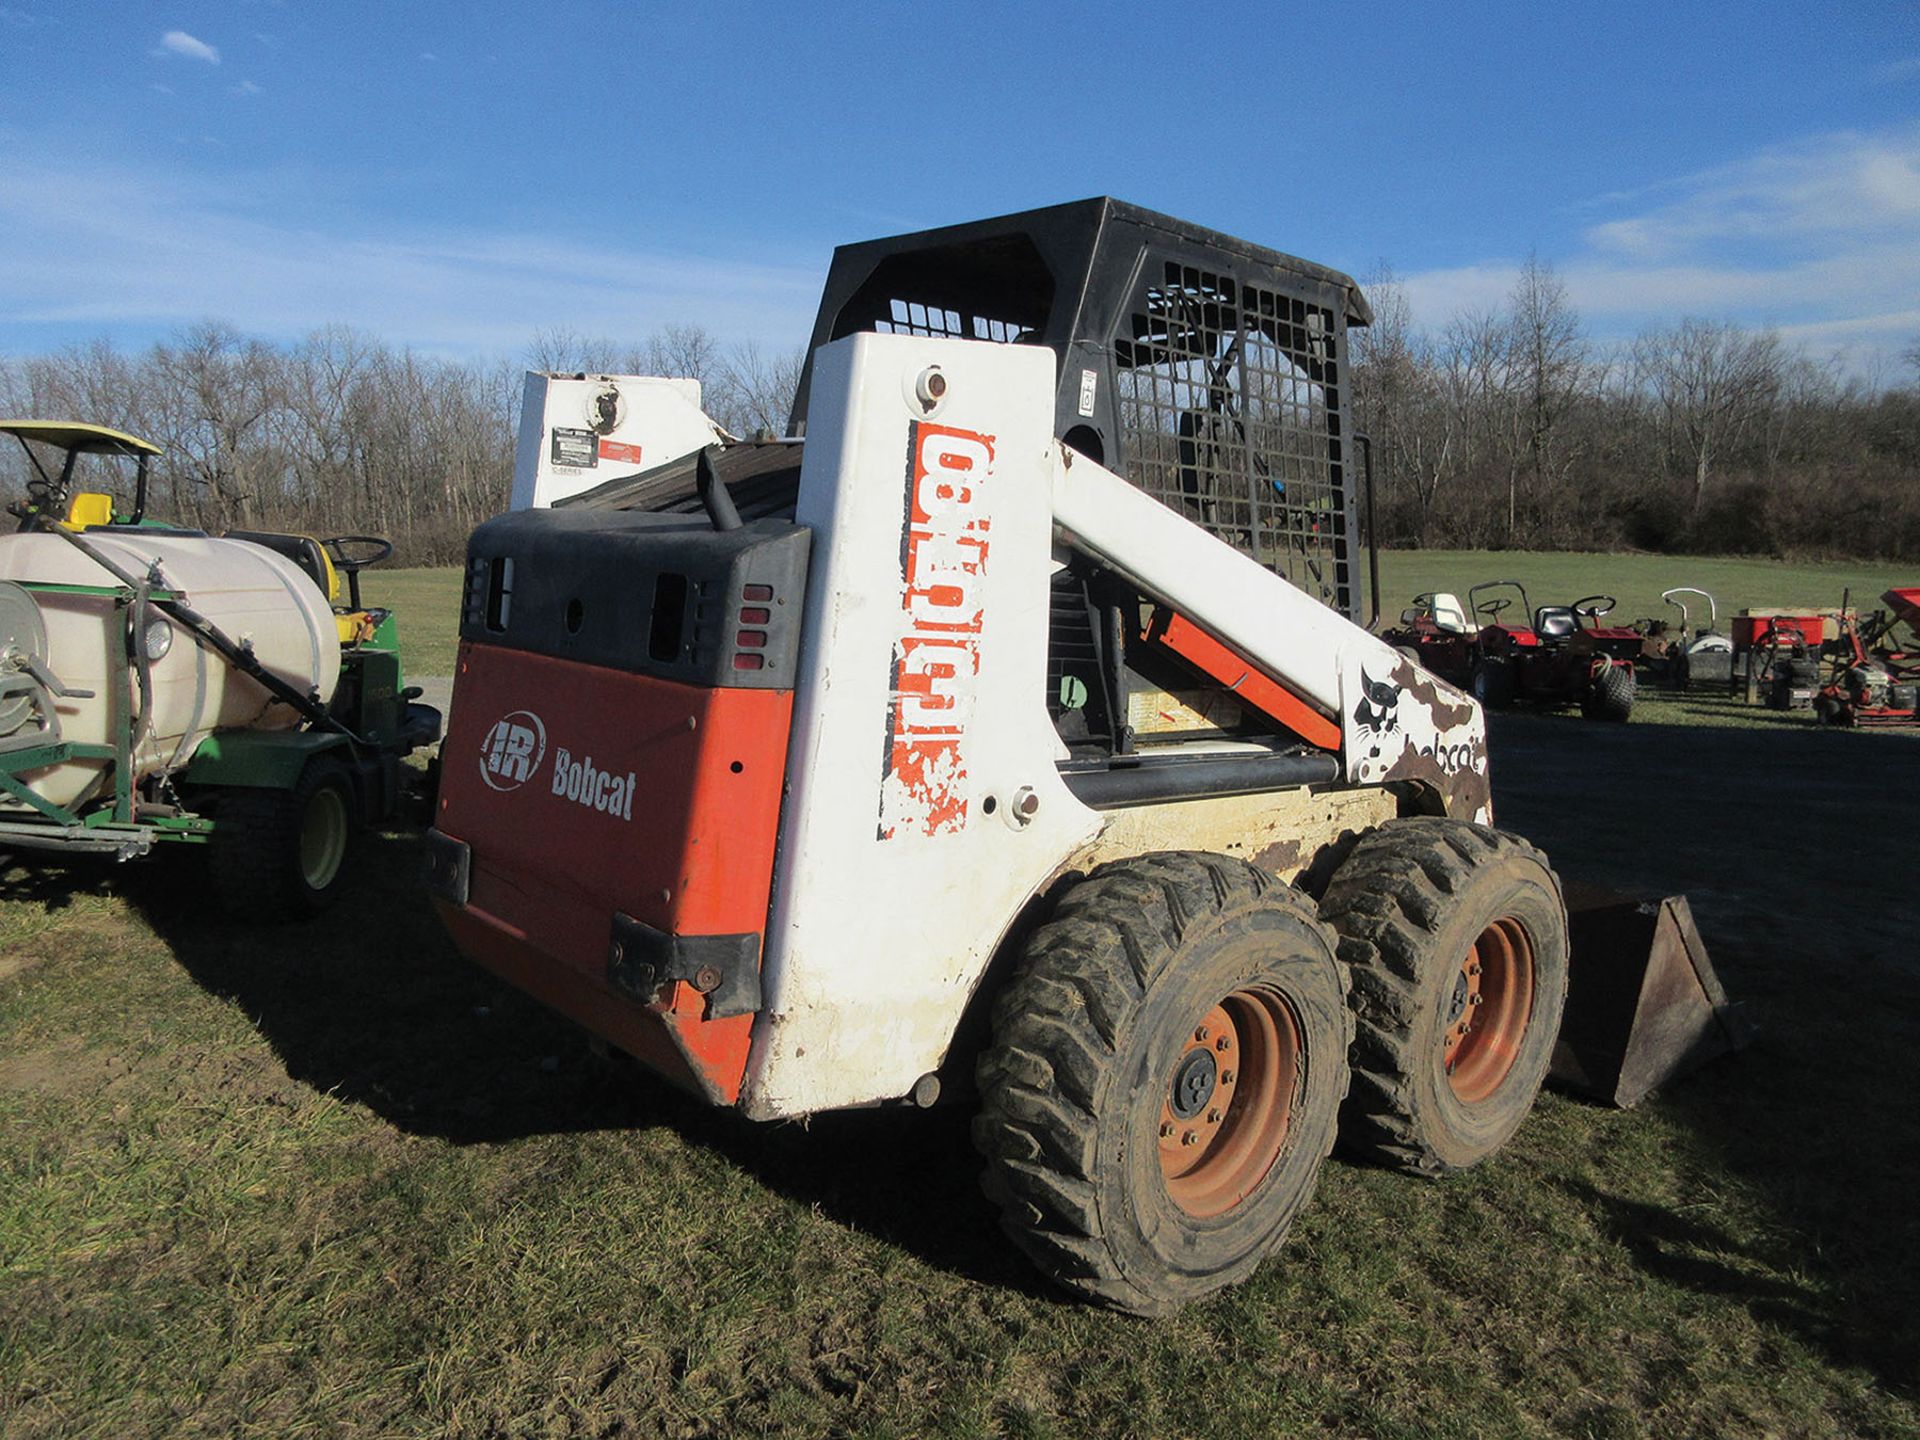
[1112,260,1351,613]
[876,299,1031,343]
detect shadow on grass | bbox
[1557,1169,1918,1395]
[97,830,1038,1297]
[1489,709,1920,1398]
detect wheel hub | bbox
[1441,916,1536,1104]
[1159,991,1302,1219]
[1170,1048,1218,1120]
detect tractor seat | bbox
[1534,606,1577,641]
[1427,591,1471,633]
[226,530,337,602]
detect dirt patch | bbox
[0,1043,132,1097]
[0,950,42,983]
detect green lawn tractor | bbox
[0,420,441,917]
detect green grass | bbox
[360,567,465,678]
[4,548,1916,1436]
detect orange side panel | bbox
[1144,609,1343,752]
[434,642,792,1106]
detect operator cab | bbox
[2,420,162,532]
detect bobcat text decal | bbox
[877,420,994,839]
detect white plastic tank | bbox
[0,531,340,811]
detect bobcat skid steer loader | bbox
[427,201,1584,1314]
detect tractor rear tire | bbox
[1582,663,1635,722]
[973,852,1350,1315]
[1318,818,1568,1176]
[207,758,358,921]
[1471,657,1515,709]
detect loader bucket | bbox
[1549,883,1754,1108]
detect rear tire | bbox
[1471,657,1515,709]
[1582,663,1635,722]
[1318,818,1568,1176]
[207,758,357,920]
[973,852,1350,1315]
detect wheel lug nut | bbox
[1181,1130,1198,1146]
[1468,964,1481,976]
[1214,1036,1230,1051]
[1219,1069,1234,1085]
[1194,1026,1209,1043]
[1206,1108,1222,1124]
[1160,1122,1174,1138]
[1470,994,1484,1006]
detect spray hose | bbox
[40,522,367,748]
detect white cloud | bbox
[1393,125,1920,374]
[158,30,220,64]
[0,148,822,358]
[232,79,263,96]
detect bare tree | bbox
[1633,319,1784,514]
[1505,255,1588,539]
[711,340,804,438]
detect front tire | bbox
[1582,662,1635,722]
[207,758,357,920]
[1471,656,1515,709]
[1318,818,1568,1176]
[973,852,1350,1315]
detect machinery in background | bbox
[1814,588,1920,727]
[1384,580,1640,722]
[1730,609,1829,707]
[1634,587,1733,691]
[0,421,440,916]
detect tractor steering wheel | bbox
[1571,595,1616,620]
[323,535,394,574]
[1476,597,1511,619]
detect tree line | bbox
[0,323,801,564]
[1349,261,1920,560]
[2,277,1915,564]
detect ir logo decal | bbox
[479,710,548,791]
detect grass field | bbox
[364,548,1918,687]
[4,550,1917,1436]
[1373,549,1912,634]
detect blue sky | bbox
[2,2,1917,373]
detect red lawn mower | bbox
[1814,588,1920,727]
[1386,580,1640,722]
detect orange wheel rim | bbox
[1442,917,1535,1103]
[1158,988,1301,1219]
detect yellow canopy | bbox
[0,420,162,458]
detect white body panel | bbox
[0,532,339,809]
[742,335,1102,1119]
[511,372,730,510]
